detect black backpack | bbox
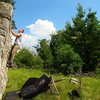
[19,74,51,99]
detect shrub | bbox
[95,68,100,77]
[56,44,83,74]
[14,48,43,68]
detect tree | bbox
[65,4,86,54]
[84,9,100,71]
[56,44,83,74]
[50,30,66,54]
[36,39,53,68]
[50,30,67,66]
[14,48,44,68]
[14,48,34,68]
[65,4,100,71]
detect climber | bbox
[7,29,24,68]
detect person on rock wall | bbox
[7,29,24,68]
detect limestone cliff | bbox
[0,2,13,99]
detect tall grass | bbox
[4,68,100,100]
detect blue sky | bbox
[13,0,100,47]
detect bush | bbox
[14,48,43,68]
[31,56,44,69]
[95,68,100,77]
[56,44,83,74]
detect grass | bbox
[4,68,100,100]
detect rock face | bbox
[0,2,13,99]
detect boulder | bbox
[0,2,13,99]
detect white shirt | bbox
[14,33,22,45]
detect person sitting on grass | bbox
[7,29,24,68]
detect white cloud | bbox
[26,19,56,39]
[11,19,56,48]
[22,34,36,47]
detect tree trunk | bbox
[0,2,13,99]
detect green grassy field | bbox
[4,68,100,100]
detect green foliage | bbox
[12,20,17,29]
[95,68,100,77]
[50,30,66,57]
[84,9,100,71]
[64,4,100,72]
[32,55,44,69]
[56,44,83,74]
[36,39,53,68]
[49,4,100,73]
[14,48,43,68]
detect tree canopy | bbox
[64,4,100,71]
